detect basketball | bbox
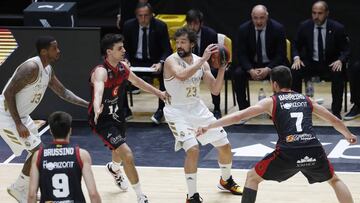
[209,44,230,69]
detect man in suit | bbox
[123,2,172,124]
[291,1,350,119]
[234,5,287,110]
[186,9,222,119]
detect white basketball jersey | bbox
[164,53,204,105]
[0,56,52,117]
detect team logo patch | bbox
[24,141,31,147]
[112,86,119,97]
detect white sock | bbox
[15,172,29,188]
[185,173,197,197]
[132,182,144,197]
[219,162,232,181]
[111,161,122,173]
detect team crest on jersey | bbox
[112,86,119,96]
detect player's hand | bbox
[291,58,305,70]
[196,126,209,137]
[329,60,342,72]
[346,134,357,144]
[94,104,104,125]
[158,91,171,104]
[202,44,218,62]
[16,123,30,138]
[151,63,162,72]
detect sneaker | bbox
[105,162,128,191]
[213,109,222,119]
[137,195,149,203]
[124,108,133,121]
[151,109,163,124]
[344,105,360,121]
[7,183,27,203]
[218,176,243,195]
[186,193,203,203]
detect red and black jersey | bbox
[88,59,130,127]
[36,142,85,203]
[271,91,321,149]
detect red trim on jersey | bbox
[36,146,43,169]
[305,96,313,112]
[271,96,277,122]
[91,128,115,150]
[104,58,119,73]
[75,146,83,169]
[327,158,335,177]
[255,146,279,177]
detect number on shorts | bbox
[186,86,197,97]
[52,173,70,198]
[290,112,303,132]
[108,104,119,115]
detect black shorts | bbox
[91,119,126,150]
[255,146,334,184]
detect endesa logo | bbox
[112,86,119,97]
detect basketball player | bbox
[0,36,89,202]
[163,27,243,203]
[197,66,357,203]
[89,33,168,203]
[28,111,101,203]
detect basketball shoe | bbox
[186,193,203,203]
[218,176,243,195]
[7,183,27,203]
[106,162,129,190]
[137,195,149,203]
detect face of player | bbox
[44,41,60,63]
[187,19,201,33]
[107,42,126,62]
[136,6,152,27]
[312,3,328,26]
[251,10,268,30]
[175,34,193,58]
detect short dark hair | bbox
[270,66,292,88]
[174,27,197,45]
[100,33,124,55]
[186,9,203,23]
[36,36,56,54]
[135,2,153,14]
[48,111,72,139]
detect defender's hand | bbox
[16,123,30,138]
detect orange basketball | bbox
[209,44,230,69]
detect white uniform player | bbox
[164,53,227,151]
[0,56,51,155]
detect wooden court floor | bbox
[1,164,359,203]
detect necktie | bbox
[142,27,148,60]
[256,29,263,65]
[317,27,324,62]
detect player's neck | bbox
[53,138,70,144]
[39,56,50,68]
[105,57,119,68]
[279,88,292,93]
[182,55,193,65]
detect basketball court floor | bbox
[0,81,359,202]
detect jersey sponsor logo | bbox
[45,200,74,203]
[280,101,308,110]
[110,135,126,144]
[112,86,119,97]
[43,148,74,157]
[296,156,317,167]
[43,160,75,170]
[104,97,118,104]
[278,94,305,101]
[286,134,316,143]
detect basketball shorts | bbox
[0,113,40,156]
[91,119,126,150]
[164,100,227,151]
[255,146,334,184]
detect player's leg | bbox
[241,168,263,203]
[327,174,354,203]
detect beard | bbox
[177,49,192,58]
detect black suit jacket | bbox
[236,19,287,71]
[198,26,218,55]
[123,17,172,66]
[292,19,350,65]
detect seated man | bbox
[122,2,172,124]
[234,4,287,110]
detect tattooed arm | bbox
[3,61,38,137]
[48,69,89,108]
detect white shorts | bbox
[164,100,227,151]
[0,113,40,156]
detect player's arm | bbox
[164,55,206,81]
[312,100,357,144]
[28,151,40,203]
[3,61,38,137]
[91,67,107,125]
[80,149,102,203]
[202,61,226,95]
[48,69,89,108]
[197,98,273,135]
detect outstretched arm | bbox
[202,61,226,96]
[91,67,107,125]
[49,70,89,108]
[28,151,40,203]
[80,149,102,203]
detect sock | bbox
[132,182,144,198]
[15,172,29,188]
[241,187,258,203]
[185,173,197,197]
[111,161,122,173]
[219,162,232,181]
